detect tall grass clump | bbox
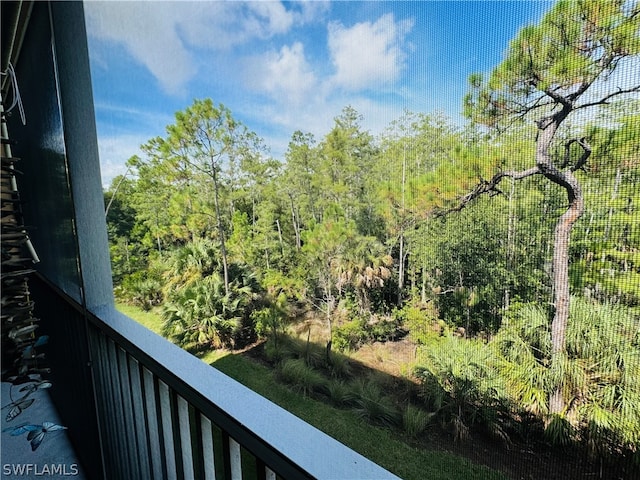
[351,379,401,428]
[327,351,353,379]
[276,358,327,397]
[403,404,434,438]
[326,379,358,407]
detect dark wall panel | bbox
[7,3,82,301]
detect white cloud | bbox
[96,133,149,188]
[293,1,331,24]
[328,13,414,91]
[84,2,316,96]
[247,42,317,104]
[85,3,196,96]
[244,2,294,36]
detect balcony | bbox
[1,2,398,478]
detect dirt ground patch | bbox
[349,338,418,377]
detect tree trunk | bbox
[397,150,407,306]
[323,282,335,345]
[276,219,285,257]
[211,164,230,296]
[397,233,405,306]
[289,194,301,250]
[536,110,585,416]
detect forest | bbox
[105,1,640,475]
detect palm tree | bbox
[161,273,250,350]
[492,298,640,453]
[334,236,392,313]
[162,237,222,294]
[160,239,260,350]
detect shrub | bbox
[161,274,253,350]
[394,302,441,345]
[544,414,575,447]
[117,270,163,310]
[327,351,353,379]
[285,336,326,369]
[333,313,405,352]
[494,297,640,456]
[368,314,405,342]
[332,318,369,352]
[263,337,293,364]
[252,305,287,343]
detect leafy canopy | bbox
[465,0,640,125]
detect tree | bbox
[461,0,640,415]
[317,106,378,226]
[143,99,265,295]
[571,109,640,305]
[378,111,472,306]
[281,131,321,247]
[301,218,392,350]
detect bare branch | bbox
[575,84,640,110]
[572,137,592,172]
[439,166,541,215]
[560,137,591,171]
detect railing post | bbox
[143,367,165,478]
[178,396,195,480]
[159,380,178,479]
[200,415,216,480]
[229,437,243,480]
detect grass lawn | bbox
[117,302,507,480]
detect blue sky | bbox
[84,1,554,187]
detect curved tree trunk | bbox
[536,109,585,415]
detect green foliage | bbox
[394,302,442,345]
[351,379,401,428]
[276,358,328,397]
[116,269,164,311]
[415,336,511,442]
[495,297,640,455]
[332,319,367,351]
[545,414,575,447]
[159,239,261,350]
[161,274,244,350]
[402,404,434,438]
[415,195,549,334]
[332,313,403,352]
[252,292,289,344]
[465,0,640,126]
[326,379,358,407]
[212,354,509,480]
[570,113,640,306]
[327,351,353,379]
